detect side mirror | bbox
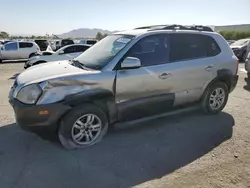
[0,46,4,50]
[121,57,141,69]
[59,50,64,55]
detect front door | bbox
[1,42,19,60]
[116,34,175,121]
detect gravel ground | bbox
[0,62,250,188]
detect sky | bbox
[1,0,249,36]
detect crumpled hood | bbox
[17,60,97,85]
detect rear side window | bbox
[204,36,221,56]
[61,40,74,46]
[75,45,90,52]
[170,34,206,62]
[63,46,76,54]
[127,34,169,67]
[19,42,33,48]
[86,40,97,45]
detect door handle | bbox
[205,65,214,71]
[159,73,172,79]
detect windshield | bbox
[231,39,250,46]
[75,35,135,70]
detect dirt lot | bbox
[0,62,250,188]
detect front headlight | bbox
[16,84,42,104]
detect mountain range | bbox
[59,28,118,38]
[58,24,250,38]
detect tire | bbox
[201,82,229,114]
[29,53,36,58]
[58,104,108,150]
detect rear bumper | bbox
[9,98,71,133]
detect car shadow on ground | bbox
[0,111,234,188]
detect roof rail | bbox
[135,24,214,32]
[134,25,167,29]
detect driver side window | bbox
[126,35,169,67]
[5,42,18,51]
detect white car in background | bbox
[78,39,98,45]
[0,41,40,63]
[24,44,91,68]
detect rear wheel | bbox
[201,82,229,114]
[58,104,108,150]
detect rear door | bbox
[18,42,34,59]
[1,42,19,60]
[167,33,218,106]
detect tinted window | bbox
[35,40,48,50]
[204,36,221,56]
[61,40,74,46]
[170,34,206,62]
[86,40,97,45]
[63,46,76,54]
[19,42,33,48]
[127,35,169,67]
[75,45,90,52]
[5,42,18,51]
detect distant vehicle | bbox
[34,39,50,51]
[79,39,98,45]
[24,44,90,68]
[230,39,250,61]
[227,40,235,45]
[0,41,40,62]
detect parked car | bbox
[78,39,98,45]
[24,44,91,68]
[230,38,250,61]
[9,25,238,149]
[0,41,40,62]
[227,40,235,45]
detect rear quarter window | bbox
[204,35,221,56]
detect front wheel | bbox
[58,104,108,150]
[201,82,229,114]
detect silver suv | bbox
[9,25,239,149]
